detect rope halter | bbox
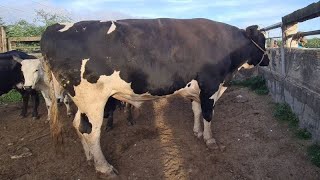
[250,39,267,66]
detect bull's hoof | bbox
[193,131,203,139]
[206,138,219,150]
[32,116,39,120]
[97,167,119,179]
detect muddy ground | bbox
[0,86,319,180]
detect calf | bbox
[12,57,72,120]
[0,50,40,119]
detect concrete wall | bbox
[259,48,320,141]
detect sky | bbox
[0,0,319,37]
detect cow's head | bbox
[245,25,270,67]
[13,56,42,90]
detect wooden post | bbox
[281,25,286,76]
[0,26,7,52]
[284,23,298,48]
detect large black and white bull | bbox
[0,50,40,119]
[41,18,269,177]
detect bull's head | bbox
[13,56,42,90]
[245,25,270,67]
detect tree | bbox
[34,9,72,27]
[6,20,43,37]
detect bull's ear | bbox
[12,56,23,64]
[245,25,259,38]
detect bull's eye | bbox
[35,69,38,72]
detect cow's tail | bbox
[42,57,64,150]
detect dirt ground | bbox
[0,86,319,180]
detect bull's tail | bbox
[42,57,63,149]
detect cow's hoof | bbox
[193,131,203,138]
[32,116,39,120]
[97,167,119,179]
[206,138,219,150]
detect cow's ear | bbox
[245,25,259,38]
[12,56,23,64]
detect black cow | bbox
[41,18,269,177]
[0,50,40,119]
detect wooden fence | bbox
[0,27,41,55]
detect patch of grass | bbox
[295,128,312,140]
[273,103,312,140]
[0,89,22,104]
[308,144,320,167]
[231,76,269,95]
[273,103,299,128]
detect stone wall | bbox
[259,48,320,141]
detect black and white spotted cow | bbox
[41,18,269,177]
[0,50,40,119]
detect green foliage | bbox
[273,103,312,140]
[0,89,22,104]
[305,38,320,48]
[231,76,269,95]
[6,20,44,37]
[5,9,71,38]
[307,144,320,167]
[273,103,299,127]
[34,9,71,27]
[295,128,312,140]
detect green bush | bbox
[273,103,299,127]
[231,76,269,95]
[295,128,312,140]
[0,89,22,104]
[308,144,320,167]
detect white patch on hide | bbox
[209,83,227,103]
[174,80,200,102]
[58,23,74,32]
[107,21,116,34]
[238,62,254,70]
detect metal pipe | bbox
[287,29,320,38]
[261,22,282,31]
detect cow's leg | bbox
[104,97,116,131]
[73,110,92,162]
[41,91,52,121]
[31,90,40,119]
[63,94,73,117]
[80,100,118,177]
[192,100,203,138]
[126,104,135,126]
[20,90,29,118]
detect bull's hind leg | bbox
[75,99,118,178]
[73,110,92,162]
